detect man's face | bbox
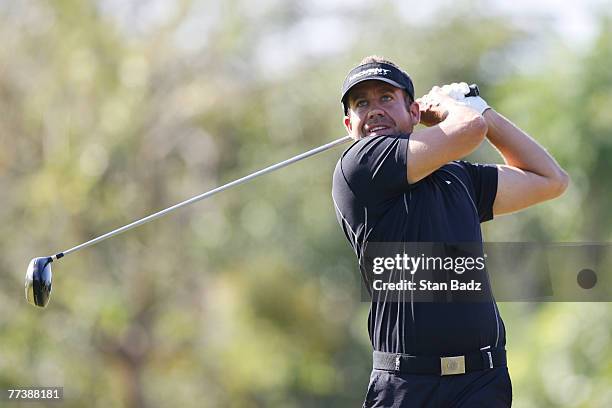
[343,80,419,139]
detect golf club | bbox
[25,84,481,308]
[25,135,352,307]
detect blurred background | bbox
[1,0,611,406]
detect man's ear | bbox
[409,101,421,125]
[344,115,352,133]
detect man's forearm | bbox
[483,109,568,182]
[408,93,487,184]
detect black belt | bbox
[373,347,506,376]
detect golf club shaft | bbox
[51,135,353,261]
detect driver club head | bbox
[25,257,53,308]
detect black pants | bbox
[362,367,512,407]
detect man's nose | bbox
[367,106,385,119]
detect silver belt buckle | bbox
[394,355,401,372]
[440,355,466,376]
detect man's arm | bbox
[409,89,488,184]
[484,109,570,215]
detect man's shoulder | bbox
[337,134,410,164]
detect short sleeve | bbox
[337,135,410,206]
[459,161,499,223]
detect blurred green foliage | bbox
[1,1,611,407]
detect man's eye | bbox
[381,95,393,102]
[355,100,368,108]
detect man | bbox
[331,56,569,407]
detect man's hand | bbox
[439,82,490,115]
[417,86,466,127]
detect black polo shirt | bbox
[332,133,506,355]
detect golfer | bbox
[332,56,569,407]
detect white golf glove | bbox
[440,82,490,115]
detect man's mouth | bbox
[365,125,391,135]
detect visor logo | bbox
[349,68,391,82]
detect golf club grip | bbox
[466,84,479,97]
